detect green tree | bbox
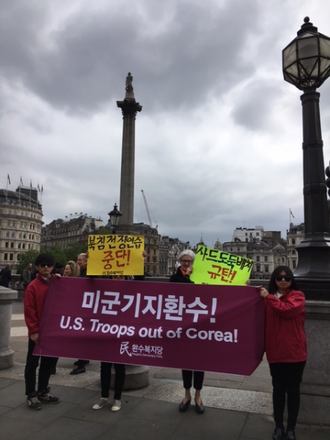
[17,250,40,273]
[17,242,90,274]
[63,242,88,262]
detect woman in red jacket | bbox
[260,266,306,440]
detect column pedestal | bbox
[0,286,18,370]
[299,300,330,426]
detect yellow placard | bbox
[190,245,253,285]
[87,234,144,276]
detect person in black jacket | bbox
[170,250,205,415]
[0,263,12,287]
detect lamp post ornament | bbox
[282,17,330,299]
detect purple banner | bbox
[34,278,264,376]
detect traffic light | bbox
[325,164,330,196]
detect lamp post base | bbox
[294,277,330,301]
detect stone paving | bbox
[0,301,329,439]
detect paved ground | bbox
[0,301,329,440]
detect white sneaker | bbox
[111,399,121,411]
[92,397,110,410]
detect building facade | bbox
[232,226,264,242]
[41,214,104,249]
[286,223,305,270]
[159,236,192,276]
[222,239,275,279]
[133,223,159,276]
[0,187,43,272]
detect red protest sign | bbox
[34,278,264,376]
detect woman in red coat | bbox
[260,266,306,440]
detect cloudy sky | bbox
[2,0,330,247]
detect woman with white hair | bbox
[170,249,205,414]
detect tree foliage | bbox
[17,242,88,273]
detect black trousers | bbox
[24,338,57,396]
[182,370,204,391]
[269,361,306,430]
[100,362,126,400]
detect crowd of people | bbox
[10,247,307,440]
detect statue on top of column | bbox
[125,72,134,93]
[125,72,135,101]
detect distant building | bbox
[159,236,192,276]
[0,187,43,272]
[222,239,275,279]
[213,238,222,250]
[273,243,287,267]
[232,226,264,242]
[134,223,159,276]
[41,214,104,249]
[262,230,285,249]
[247,241,274,278]
[286,223,304,270]
[222,241,248,257]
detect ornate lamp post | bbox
[107,203,122,234]
[282,17,330,299]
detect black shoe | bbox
[273,427,284,440]
[285,430,296,440]
[179,399,191,412]
[70,367,86,375]
[38,389,59,404]
[195,400,205,414]
[74,360,89,366]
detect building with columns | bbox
[0,187,42,272]
[41,214,104,249]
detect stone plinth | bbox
[0,286,18,369]
[117,365,149,390]
[299,300,330,426]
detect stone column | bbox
[299,301,330,426]
[116,73,148,388]
[0,286,18,370]
[116,72,142,230]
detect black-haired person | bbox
[0,263,11,287]
[170,249,205,415]
[92,254,147,413]
[24,253,60,410]
[260,266,307,440]
[92,275,128,412]
[70,252,90,374]
[50,260,80,375]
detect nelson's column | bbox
[116,72,142,234]
[115,74,149,389]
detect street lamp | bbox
[107,203,122,234]
[283,17,330,300]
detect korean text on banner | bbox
[34,278,264,376]
[190,245,253,285]
[87,234,144,276]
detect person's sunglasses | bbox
[39,263,51,268]
[275,275,292,282]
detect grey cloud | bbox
[0,0,262,116]
[230,79,282,131]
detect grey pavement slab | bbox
[1,300,329,439]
